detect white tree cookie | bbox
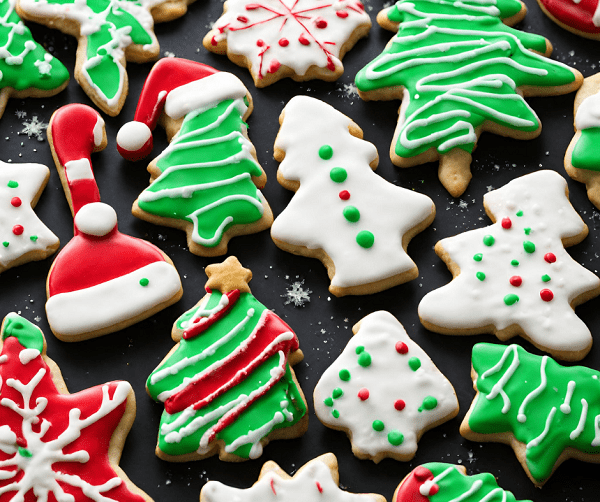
[271,96,435,297]
[314,311,459,463]
[419,170,600,362]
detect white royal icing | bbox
[65,158,94,181]
[271,96,434,290]
[116,121,152,152]
[575,91,600,130]
[18,348,40,365]
[74,202,117,236]
[313,311,458,460]
[419,170,600,356]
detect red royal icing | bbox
[539,0,600,34]
[540,289,554,302]
[299,33,310,45]
[336,10,348,17]
[544,252,557,263]
[339,190,350,200]
[395,466,434,502]
[395,341,408,354]
[394,399,406,411]
[501,217,512,229]
[183,290,241,340]
[12,225,23,236]
[509,276,522,287]
[358,388,369,400]
[279,38,289,46]
[10,197,21,207]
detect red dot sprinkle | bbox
[279,38,289,47]
[544,253,556,264]
[268,60,281,74]
[509,276,522,287]
[316,482,323,494]
[358,388,369,401]
[501,217,512,229]
[315,17,328,28]
[394,399,406,411]
[10,197,21,207]
[299,33,310,45]
[246,3,260,9]
[12,225,23,236]
[256,39,264,47]
[540,289,554,302]
[336,10,349,17]
[395,341,408,354]
[414,466,432,481]
[339,190,350,200]
[237,15,248,22]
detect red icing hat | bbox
[116,58,219,161]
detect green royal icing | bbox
[356,230,374,249]
[473,253,483,262]
[7,180,17,188]
[503,293,519,305]
[387,430,403,445]
[139,278,149,287]
[483,235,495,246]
[138,98,264,248]
[358,352,372,367]
[330,167,348,183]
[469,343,600,484]
[332,387,344,399]
[343,205,360,223]
[408,356,421,371]
[2,242,7,248]
[542,274,551,282]
[319,145,334,160]
[511,259,519,266]
[516,210,524,217]
[523,240,535,253]
[476,271,485,281]
[372,419,385,431]
[339,368,351,381]
[418,396,438,412]
[572,128,600,172]
[1,313,43,352]
[355,0,577,160]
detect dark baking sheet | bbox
[4,1,600,500]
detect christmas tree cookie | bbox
[462,343,600,486]
[146,256,308,462]
[200,453,386,502]
[419,170,600,362]
[203,0,372,87]
[0,312,153,502]
[0,161,59,274]
[314,311,459,463]
[0,0,68,118]
[271,96,435,297]
[116,59,273,257]
[354,0,583,197]
[45,103,182,342]
[394,463,531,502]
[565,73,600,209]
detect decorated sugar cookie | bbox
[536,0,600,39]
[418,170,600,362]
[16,0,194,116]
[0,312,152,502]
[354,0,583,197]
[146,256,308,462]
[200,453,386,501]
[0,161,59,273]
[461,343,600,486]
[394,463,531,502]
[203,0,372,87]
[314,311,459,463]
[116,58,273,257]
[46,103,183,342]
[271,96,435,297]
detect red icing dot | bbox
[358,2,365,9]
[256,39,264,47]
[540,289,554,302]
[315,17,328,28]
[211,36,218,46]
[394,399,406,411]
[544,253,556,263]
[299,33,310,45]
[395,341,408,354]
[429,485,440,496]
[237,15,248,22]
[15,437,26,448]
[414,466,432,481]
[10,197,21,207]
[336,10,349,17]
[246,3,260,9]
[339,190,350,200]
[316,481,323,494]
[501,217,512,229]
[279,38,289,47]
[509,276,522,287]
[268,59,281,73]
[12,225,23,236]
[358,388,369,401]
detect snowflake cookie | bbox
[271,96,435,297]
[314,311,459,463]
[461,343,600,486]
[419,170,600,362]
[146,256,308,462]
[200,453,386,502]
[203,0,372,87]
[394,463,531,502]
[0,161,59,274]
[0,312,152,502]
[354,0,583,197]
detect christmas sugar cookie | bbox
[203,0,372,87]
[0,161,59,274]
[200,453,386,501]
[565,73,600,208]
[16,0,193,116]
[271,96,435,297]
[461,343,600,486]
[419,170,600,362]
[116,58,273,257]
[394,463,531,502]
[0,312,152,502]
[46,103,183,342]
[146,256,308,462]
[536,0,600,39]
[0,0,68,119]
[354,0,583,197]
[314,311,459,463]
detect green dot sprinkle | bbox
[473,253,483,262]
[419,396,438,412]
[139,278,150,287]
[30,236,38,242]
[329,167,347,183]
[355,346,364,355]
[332,409,340,418]
[356,231,374,249]
[2,242,8,248]
[339,369,350,381]
[372,420,385,432]
[408,357,421,371]
[524,227,531,235]
[324,397,333,407]
[511,260,519,267]
[18,447,32,458]
[476,272,485,281]
[516,210,523,217]
[358,352,372,367]
[523,241,535,254]
[542,274,551,283]
[388,430,404,446]
[343,205,360,223]
[319,145,333,160]
[7,181,18,188]
[332,387,343,399]
[483,235,495,246]
[504,293,519,306]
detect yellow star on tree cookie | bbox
[205,256,252,294]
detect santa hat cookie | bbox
[116,58,273,257]
[537,0,600,39]
[46,103,183,342]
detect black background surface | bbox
[4,0,600,500]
